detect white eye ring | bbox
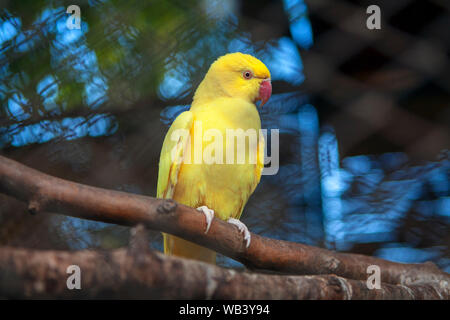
[243,70,253,79]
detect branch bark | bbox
[0,154,449,288]
[0,227,447,299]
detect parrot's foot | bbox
[227,218,251,248]
[197,206,214,234]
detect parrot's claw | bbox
[227,218,251,248]
[197,206,214,234]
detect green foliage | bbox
[0,0,244,129]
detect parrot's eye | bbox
[243,70,253,80]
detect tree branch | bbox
[0,154,448,287]
[0,227,447,299]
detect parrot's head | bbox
[193,52,272,107]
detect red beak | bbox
[257,79,272,107]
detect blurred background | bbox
[0,0,448,272]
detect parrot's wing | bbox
[157,111,194,199]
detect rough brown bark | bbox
[0,226,448,299]
[0,154,449,288]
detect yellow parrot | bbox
[157,52,272,264]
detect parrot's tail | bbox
[163,233,216,264]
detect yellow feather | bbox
[158,53,269,264]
